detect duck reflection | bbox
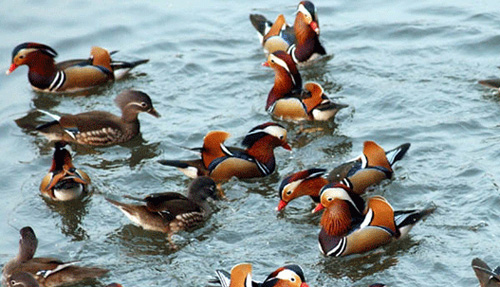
[43,196,91,241]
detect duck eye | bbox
[141,102,147,108]
[10,280,16,286]
[327,197,333,201]
[290,278,296,282]
[19,55,25,59]
[286,190,292,195]
[279,135,284,139]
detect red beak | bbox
[301,283,309,287]
[282,142,292,151]
[6,63,17,75]
[262,61,270,67]
[312,203,324,213]
[276,200,288,211]
[310,21,319,34]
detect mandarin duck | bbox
[213,263,309,287]
[6,42,148,93]
[158,122,291,182]
[277,141,410,211]
[39,142,90,201]
[312,184,435,257]
[265,51,346,121]
[250,1,326,64]
[35,90,160,146]
[106,176,218,235]
[472,258,500,287]
[6,272,40,287]
[479,78,500,90]
[1,227,108,287]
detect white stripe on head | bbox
[269,53,291,74]
[297,3,312,20]
[275,269,298,282]
[321,187,361,214]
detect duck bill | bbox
[6,63,17,75]
[312,203,324,213]
[282,142,292,151]
[262,61,270,67]
[310,21,320,35]
[276,200,288,211]
[301,283,310,287]
[147,108,161,118]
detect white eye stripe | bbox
[283,180,302,195]
[262,125,287,139]
[270,54,291,73]
[276,269,298,281]
[322,187,361,214]
[297,4,312,19]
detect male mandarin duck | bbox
[213,263,309,287]
[277,141,410,211]
[35,90,160,146]
[1,227,108,287]
[39,142,90,201]
[106,176,218,235]
[312,184,434,257]
[158,122,291,182]
[265,51,346,121]
[6,42,148,93]
[250,1,326,64]
[472,258,500,287]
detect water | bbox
[1,0,499,286]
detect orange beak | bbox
[276,200,288,211]
[312,203,324,213]
[262,61,270,67]
[301,283,309,287]
[6,63,17,75]
[310,21,319,34]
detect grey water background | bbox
[0,0,499,286]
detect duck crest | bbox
[50,143,73,171]
[201,131,231,168]
[363,141,392,172]
[320,199,352,236]
[12,43,57,60]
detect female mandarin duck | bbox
[472,258,500,287]
[265,51,346,121]
[6,42,148,93]
[277,141,410,211]
[35,90,160,146]
[158,122,291,182]
[2,227,108,287]
[39,142,90,201]
[213,263,309,287]
[6,272,40,287]
[250,1,326,64]
[312,184,434,257]
[106,176,218,235]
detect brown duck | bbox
[35,90,160,146]
[106,176,218,235]
[6,42,148,93]
[2,226,108,287]
[39,142,90,201]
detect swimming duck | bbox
[312,184,434,257]
[6,42,148,93]
[264,51,345,121]
[106,176,218,235]
[35,90,160,146]
[479,79,500,90]
[6,272,40,287]
[2,226,108,287]
[472,258,500,287]
[250,1,326,64]
[39,141,90,201]
[277,141,410,211]
[213,263,309,287]
[158,122,291,182]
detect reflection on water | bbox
[44,196,91,241]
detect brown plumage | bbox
[36,90,160,146]
[2,227,108,287]
[6,42,148,93]
[106,176,218,234]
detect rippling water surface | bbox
[1,1,499,286]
